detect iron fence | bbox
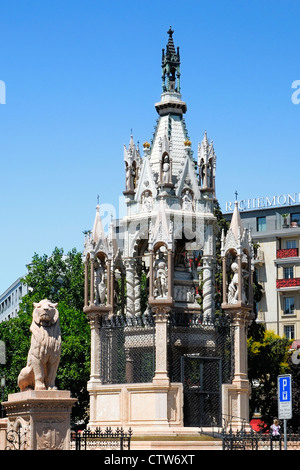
[222,428,300,450]
[71,427,133,451]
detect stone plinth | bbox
[3,390,76,450]
[87,382,183,433]
[0,418,8,450]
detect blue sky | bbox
[0,0,300,294]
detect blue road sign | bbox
[278,374,292,420]
[279,376,291,401]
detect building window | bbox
[284,324,295,340]
[286,239,297,249]
[291,213,300,227]
[257,216,266,232]
[284,297,295,315]
[284,267,294,279]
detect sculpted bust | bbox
[18,299,61,391]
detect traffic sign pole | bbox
[278,374,292,450]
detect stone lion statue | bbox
[18,299,61,392]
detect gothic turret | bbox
[123,134,142,195]
[198,131,216,194]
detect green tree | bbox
[248,326,291,429]
[287,349,300,431]
[0,247,90,424]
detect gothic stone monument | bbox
[83,29,254,433]
[3,300,76,450]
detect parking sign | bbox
[278,374,292,420]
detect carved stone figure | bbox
[181,190,193,211]
[142,190,152,211]
[162,155,170,183]
[154,252,168,298]
[18,299,61,391]
[98,279,107,304]
[187,287,195,303]
[95,264,106,304]
[227,261,247,304]
[227,262,239,304]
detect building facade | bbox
[0,278,28,323]
[224,197,300,341]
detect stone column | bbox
[167,250,173,298]
[222,306,254,430]
[152,307,170,386]
[121,271,125,315]
[237,254,242,303]
[125,259,135,317]
[222,256,227,304]
[106,259,112,307]
[202,255,215,322]
[149,251,154,299]
[134,264,141,317]
[87,312,101,383]
[110,263,115,310]
[125,348,134,383]
[90,257,95,305]
[84,260,89,308]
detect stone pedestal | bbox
[0,418,8,450]
[222,305,254,431]
[3,390,76,450]
[86,382,183,433]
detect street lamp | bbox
[0,375,5,418]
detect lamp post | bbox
[0,375,5,418]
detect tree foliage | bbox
[0,247,90,424]
[288,351,300,430]
[248,324,291,429]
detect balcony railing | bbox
[277,248,298,259]
[276,278,300,289]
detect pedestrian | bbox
[270,419,281,438]
[270,418,281,450]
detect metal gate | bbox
[181,355,222,427]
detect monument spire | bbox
[156,28,186,117]
[161,26,181,94]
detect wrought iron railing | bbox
[70,427,133,451]
[5,427,28,450]
[221,427,300,450]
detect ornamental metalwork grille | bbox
[222,428,300,451]
[168,312,234,428]
[99,313,155,385]
[5,426,28,450]
[98,311,233,428]
[71,427,133,451]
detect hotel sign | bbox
[225,192,300,213]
